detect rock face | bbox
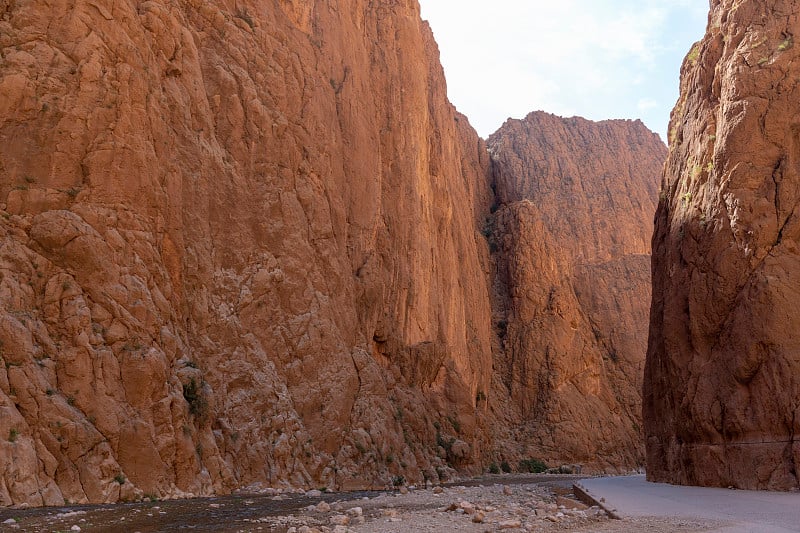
[487,112,666,471]
[0,0,495,505]
[0,0,669,507]
[645,0,800,490]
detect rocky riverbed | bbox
[0,475,725,532]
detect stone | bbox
[645,0,800,491]
[458,501,475,514]
[306,490,322,497]
[346,507,363,517]
[0,0,670,507]
[315,502,331,513]
[487,112,665,470]
[0,0,497,506]
[499,519,523,529]
[433,486,444,494]
[502,485,512,495]
[329,515,349,526]
[472,510,486,523]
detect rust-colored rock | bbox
[0,0,495,505]
[0,0,671,507]
[645,0,800,490]
[487,112,666,471]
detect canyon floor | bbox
[0,474,768,533]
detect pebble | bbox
[329,514,350,526]
[306,489,322,497]
[347,506,363,516]
[3,519,16,524]
[499,519,522,529]
[315,501,331,513]
[432,486,444,494]
[70,526,81,532]
[472,510,486,523]
[503,485,513,495]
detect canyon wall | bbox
[487,112,665,471]
[0,0,670,508]
[645,0,800,489]
[0,0,495,505]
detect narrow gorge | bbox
[1,0,664,506]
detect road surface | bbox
[579,475,800,532]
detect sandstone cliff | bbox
[645,0,800,490]
[488,112,665,471]
[0,0,495,505]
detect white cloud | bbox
[420,0,707,139]
[637,98,659,112]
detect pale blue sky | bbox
[419,0,708,141]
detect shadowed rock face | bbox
[487,112,666,472]
[645,0,800,490]
[0,0,495,505]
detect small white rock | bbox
[70,526,81,532]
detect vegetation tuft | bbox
[518,458,548,473]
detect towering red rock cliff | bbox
[487,112,666,471]
[645,0,800,490]
[0,0,495,505]
[0,0,670,507]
